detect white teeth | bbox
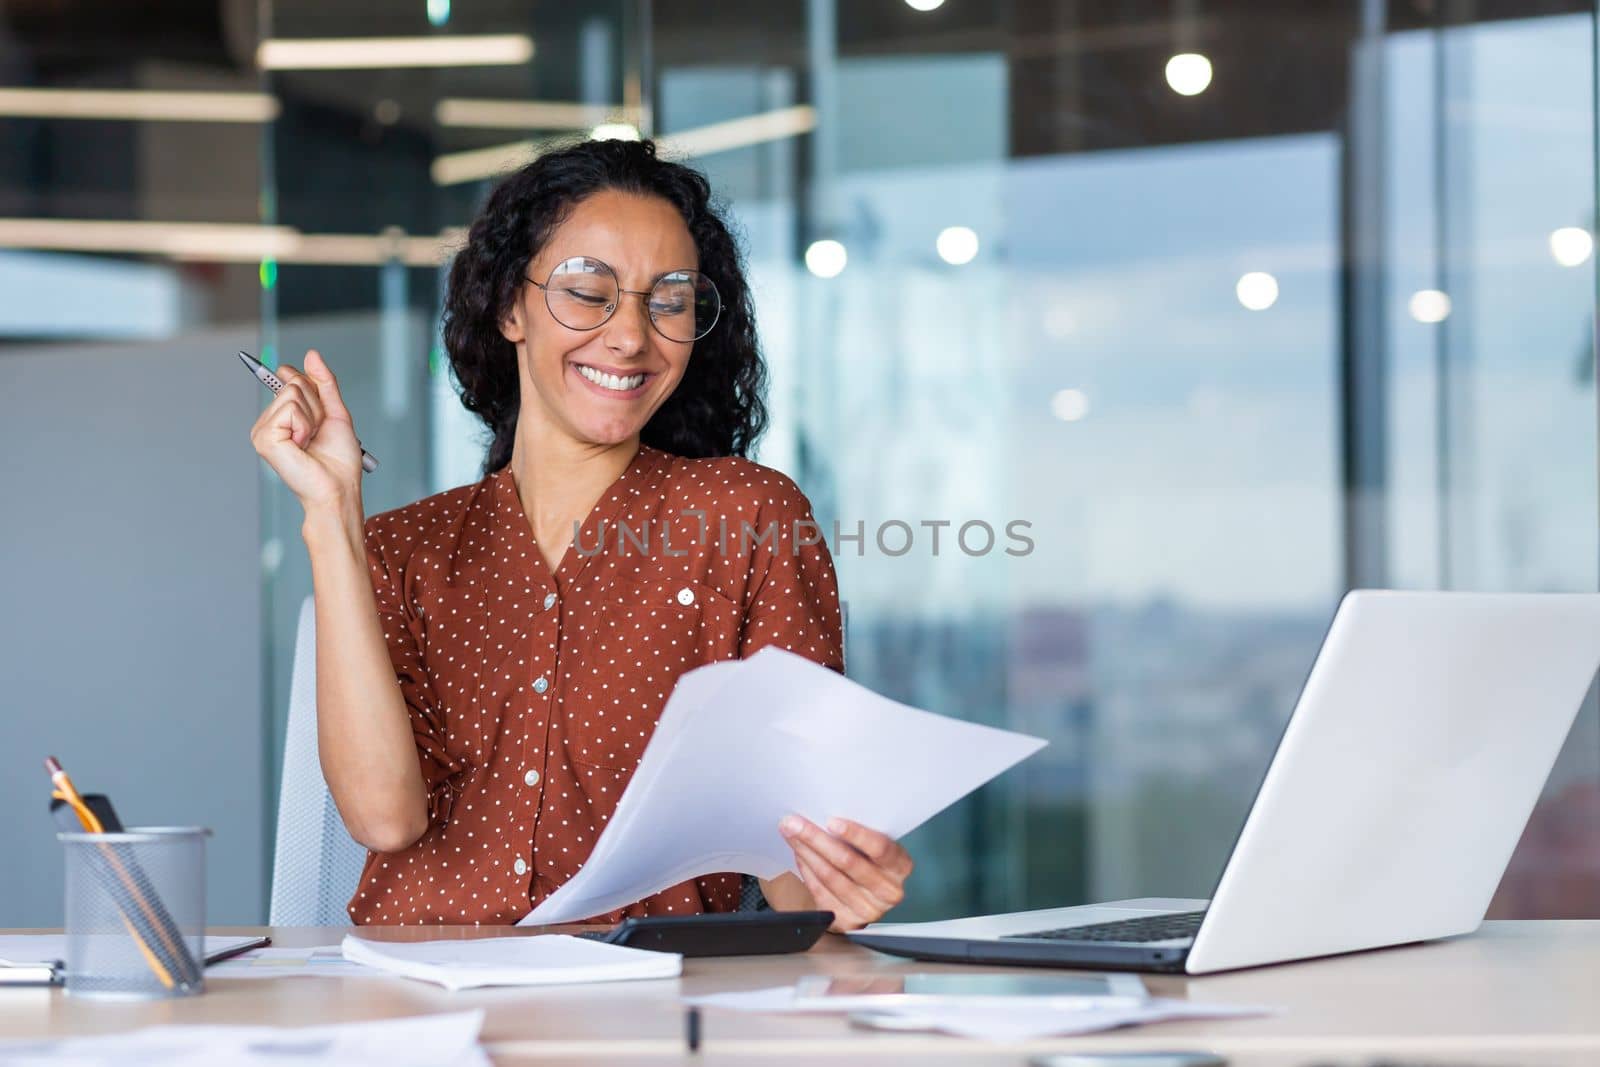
[577,365,645,391]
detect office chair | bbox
[268,596,368,926]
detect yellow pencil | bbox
[45,757,181,991]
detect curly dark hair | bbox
[442,138,768,476]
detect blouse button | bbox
[676,587,696,606]
[543,592,557,610]
[524,769,540,787]
[533,676,550,694]
[514,857,528,876]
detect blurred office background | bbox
[2,0,1597,924]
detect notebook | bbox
[340,934,682,992]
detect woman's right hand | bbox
[249,349,364,512]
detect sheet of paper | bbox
[341,934,682,991]
[0,934,262,967]
[689,985,1145,1014]
[0,1010,488,1067]
[687,986,1271,1040]
[207,946,383,980]
[874,999,1274,1041]
[519,647,1046,925]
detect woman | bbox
[250,138,913,928]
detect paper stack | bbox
[519,647,1046,926]
[340,934,681,992]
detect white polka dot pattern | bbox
[349,445,844,925]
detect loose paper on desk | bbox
[208,946,383,980]
[0,933,262,970]
[518,647,1046,926]
[687,987,1273,1041]
[0,1010,487,1067]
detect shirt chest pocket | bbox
[564,576,742,770]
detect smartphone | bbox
[799,972,1146,1002]
[1028,1055,1227,1067]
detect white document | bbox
[518,647,1046,925]
[0,934,262,968]
[687,986,1271,1040]
[207,946,383,980]
[0,1010,487,1067]
[340,934,681,992]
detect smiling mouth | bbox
[575,364,647,392]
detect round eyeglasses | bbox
[527,256,722,344]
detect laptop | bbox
[848,590,1600,975]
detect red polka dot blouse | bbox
[348,444,844,925]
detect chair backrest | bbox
[268,597,368,925]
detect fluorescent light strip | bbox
[0,88,280,123]
[436,98,619,130]
[430,105,819,187]
[431,139,546,186]
[656,105,817,159]
[0,219,465,267]
[257,34,533,71]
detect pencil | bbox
[46,758,201,991]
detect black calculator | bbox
[578,910,834,957]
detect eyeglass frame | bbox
[524,256,722,343]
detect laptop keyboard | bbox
[1003,909,1206,943]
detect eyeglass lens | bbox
[542,256,721,342]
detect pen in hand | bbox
[238,350,379,473]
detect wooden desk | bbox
[3,921,1596,1066]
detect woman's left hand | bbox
[777,815,913,932]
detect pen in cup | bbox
[237,350,379,473]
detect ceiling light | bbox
[1549,227,1593,267]
[1165,53,1213,96]
[0,218,464,267]
[936,226,980,266]
[655,105,816,159]
[433,105,819,186]
[591,122,641,141]
[257,34,533,71]
[1235,271,1278,311]
[1408,289,1451,323]
[805,240,847,279]
[0,88,278,123]
[430,140,545,186]
[436,98,615,130]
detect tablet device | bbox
[580,910,833,956]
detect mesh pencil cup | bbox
[57,827,209,999]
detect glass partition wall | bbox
[256,1,1600,920]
